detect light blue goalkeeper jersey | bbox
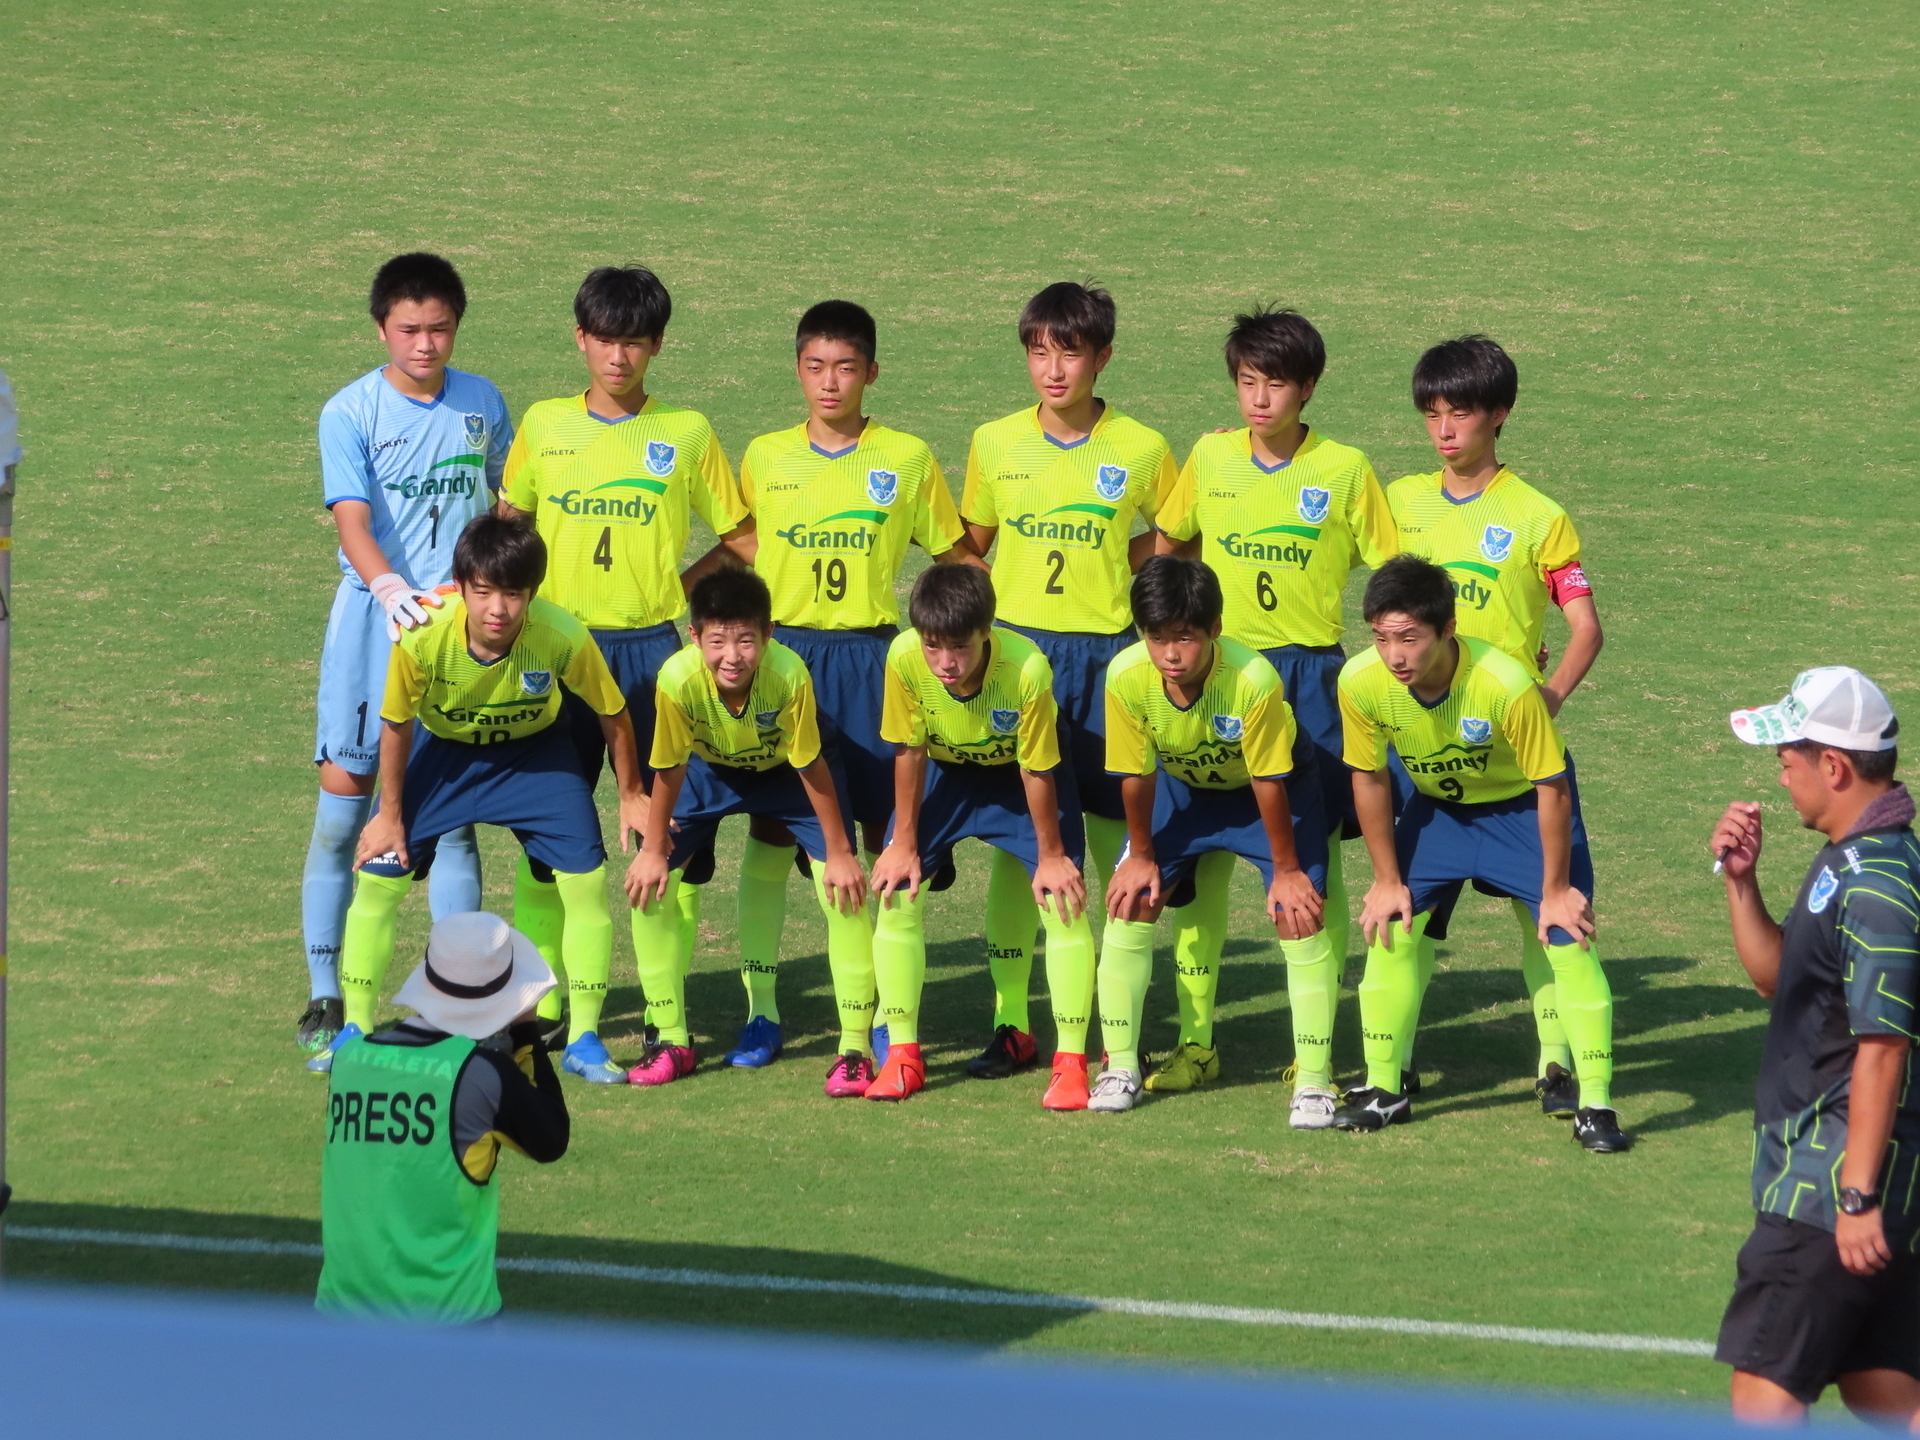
[318,366,513,589]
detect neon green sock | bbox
[1392,931,1439,1078]
[1084,813,1126,899]
[811,868,876,1054]
[1517,899,1572,1075]
[1042,900,1096,1055]
[1166,850,1231,1048]
[1359,912,1431,1092]
[986,847,1039,1032]
[1323,840,1351,968]
[554,867,613,1042]
[631,870,691,1046]
[736,837,791,1023]
[1548,940,1614,1109]
[1096,916,1154,1074]
[1280,928,1337,1089]
[339,869,410,1032]
[872,887,928,1045]
[513,858,567,1023]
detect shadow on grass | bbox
[4,1200,1077,1346]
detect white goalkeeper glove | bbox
[367,572,445,641]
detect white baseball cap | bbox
[1730,667,1899,752]
[392,911,554,1040]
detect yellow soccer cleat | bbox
[1144,1040,1220,1092]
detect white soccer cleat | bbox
[1290,1084,1339,1130]
[1088,1067,1142,1113]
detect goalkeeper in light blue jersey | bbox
[300,253,513,1071]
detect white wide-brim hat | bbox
[392,911,555,1040]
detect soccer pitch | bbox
[4,0,1916,1404]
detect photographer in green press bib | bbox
[318,911,569,1322]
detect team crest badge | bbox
[1297,487,1331,524]
[755,710,781,730]
[1808,866,1840,914]
[463,413,487,449]
[866,469,899,506]
[520,670,553,697]
[990,709,1020,735]
[1212,714,1243,741]
[1459,716,1492,745]
[1095,464,1128,502]
[645,441,677,477]
[1480,525,1514,563]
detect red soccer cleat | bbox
[824,1050,877,1098]
[1042,1052,1090,1111]
[627,1042,697,1087]
[865,1042,926,1101]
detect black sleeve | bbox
[450,1022,571,1164]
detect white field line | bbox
[8,1225,1714,1358]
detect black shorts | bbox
[1715,1212,1920,1403]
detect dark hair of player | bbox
[1223,306,1326,387]
[909,564,996,643]
[453,514,546,591]
[688,565,773,632]
[796,300,877,364]
[1018,281,1116,352]
[1131,556,1223,634]
[1362,555,1456,634]
[1785,738,1900,785]
[1412,335,1518,416]
[369,252,468,326]
[574,265,673,341]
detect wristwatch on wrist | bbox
[1839,1187,1881,1215]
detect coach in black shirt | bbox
[1710,666,1918,1426]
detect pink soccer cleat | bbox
[824,1051,876,1098]
[627,1042,697,1087]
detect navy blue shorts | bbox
[1397,772,1594,947]
[667,755,853,876]
[775,624,896,829]
[891,758,1086,877]
[561,620,684,791]
[1128,769,1329,908]
[1261,643,1351,839]
[362,723,606,880]
[1000,622,1132,823]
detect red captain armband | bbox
[1545,562,1593,608]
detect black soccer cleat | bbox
[1536,1063,1577,1119]
[1573,1107,1631,1153]
[1401,1066,1422,1098]
[1332,1087,1411,1132]
[966,1024,1039,1079]
[539,1018,569,1053]
[296,997,344,1054]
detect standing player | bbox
[957,281,1175,1080]
[1152,306,1395,1092]
[331,517,645,1073]
[1388,336,1605,1116]
[724,300,974,1075]
[1097,558,1330,1118]
[1333,557,1623,1151]
[301,253,508,1069]
[868,566,1095,1108]
[625,569,870,1090]
[499,265,752,1082]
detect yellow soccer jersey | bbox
[501,395,748,631]
[1338,637,1567,805]
[650,640,822,773]
[382,597,625,745]
[960,405,1177,634]
[1386,468,1582,677]
[1105,638,1297,790]
[880,628,1061,770]
[741,421,964,629]
[1160,428,1396,649]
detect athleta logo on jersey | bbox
[1459,716,1492,745]
[1211,714,1243,741]
[520,671,553,697]
[1480,525,1515,563]
[866,469,899,506]
[645,441,677,477]
[1297,487,1331,524]
[1095,464,1128,502]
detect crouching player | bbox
[332,516,646,1075]
[626,568,871,1090]
[1334,556,1625,1151]
[868,565,1096,1107]
[1097,558,1331,1118]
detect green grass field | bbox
[4,0,1917,1411]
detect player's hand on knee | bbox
[1537,885,1596,949]
[822,852,868,914]
[1359,881,1414,948]
[1106,855,1161,920]
[354,813,408,870]
[617,792,649,854]
[1711,801,1764,879]
[368,572,445,641]
[870,843,922,905]
[1269,869,1323,938]
[1836,1211,1892,1277]
[626,851,672,909]
[1033,857,1086,923]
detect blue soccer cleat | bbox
[724,1015,784,1069]
[306,1021,363,1074]
[562,1031,626,1084]
[871,1023,890,1069]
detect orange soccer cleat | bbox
[1042,1052,1090,1111]
[864,1042,926,1101]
